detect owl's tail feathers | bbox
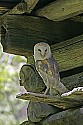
[54,82,69,94]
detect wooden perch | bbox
[16,87,83,109]
[36,0,83,21]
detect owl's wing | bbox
[48,56,60,81]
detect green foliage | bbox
[0,43,28,125]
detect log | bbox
[16,87,83,109]
[42,107,83,125]
[36,0,83,21]
[61,72,83,90]
[1,15,83,54]
[20,107,83,125]
[0,15,83,72]
[0,15,78,54]
[1,15,62,56]
[51,34,83,71]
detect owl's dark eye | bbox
[45,49,47,52]
[38,49,41,52]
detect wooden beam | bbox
[43,107,83,125]
[20,109,83,125]
[16,88,83,109]
[0,15,83,72]
[51,34,83,71]
[1,15,83,55]
[61,72,83,90]
[1,15,63,56]
[36,0,83,21]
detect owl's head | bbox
[34,42,52,61]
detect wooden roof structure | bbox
[0,0,83,78]
[0,0,83,19]
[0,1,83,124]
[0,0,83,96]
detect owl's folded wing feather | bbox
[47,57,60,81]
[35,56,60,80]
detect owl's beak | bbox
[40,52,46,59]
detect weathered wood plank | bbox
[0,15,83,72]
[36,0,83,21]
[1,15,62,56]
[1,15,83,55]
[51,34,83,71]
[20,107,83,125]
[61,72,83,90]
[16,87,83,109]
[43,107,83,125]
[0,15,78,55]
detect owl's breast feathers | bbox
[35,57,59,78]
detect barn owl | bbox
[34,42,68,95]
